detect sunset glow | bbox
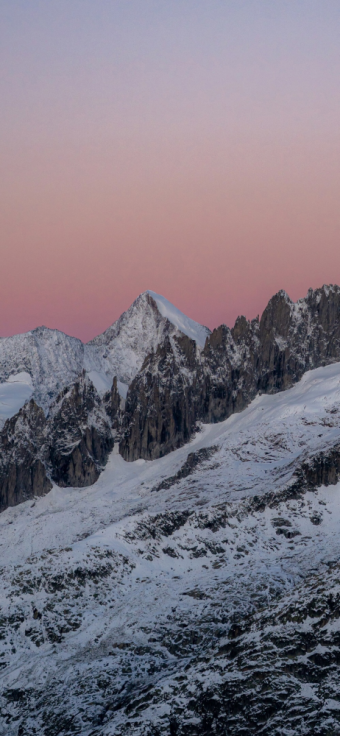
[1,1,340,340]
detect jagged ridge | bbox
[1,284,340,510]
[120,284,340,460]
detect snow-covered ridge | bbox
[146,290,210,348]
[0,291,209,412]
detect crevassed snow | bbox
[0,372,33,427]
[147,290,210,348]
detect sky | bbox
[1,1,340,341]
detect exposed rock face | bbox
[292,441,340,493]
[121,285,340,460]
[0,400,52,511]
[257,285,340,391]
[202,285,340,422]
[200,316,260,423]
[103,376,123,431]
[0,374,115,510]
[47,373,114,487]
[120,334,200,461]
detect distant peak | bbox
[275,289,292,302]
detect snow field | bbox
[1,361,340,733]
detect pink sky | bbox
[1,2,340,341]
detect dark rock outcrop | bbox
[46,373,114,487]
[292,441,340,493]
[200,316,260,423]
[0,400,51,511]
[120,285,340,461]
[120,335,200,461]
[103,376,123,431]
[152,446,219,493]
[2,283,340,506]
[0,374,115,510]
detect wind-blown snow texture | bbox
[2,363,340,734]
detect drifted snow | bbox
[86,370,112,395]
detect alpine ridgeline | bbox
[1,285,340,509]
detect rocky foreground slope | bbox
[1,363,340,734]
[1,284,340,511]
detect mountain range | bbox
[1,284,340,511]
[1,285,340,734]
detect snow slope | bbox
[2,363,340,734]
[0,372,33,428]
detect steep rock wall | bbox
[0,400,52,511]
[120,285,340,461]
[0,374,115,510]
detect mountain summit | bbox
[85,291,210,399]
[0,291,210,415]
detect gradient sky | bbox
[1,1,340,340]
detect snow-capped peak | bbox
[0,291,210,411]
[146,290,210,348]
[85,291,211,396]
